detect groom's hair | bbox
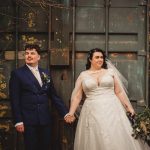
[25,44,40,54]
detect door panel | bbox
[74,0,148,107]
[109,8,138,33]
[76,7,105,32]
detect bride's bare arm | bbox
[68,75,83,116]
[64,74,83,123]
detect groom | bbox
[9,44,74,150]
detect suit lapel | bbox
[38,67,45,88]
[23,65,41,90]
[38,68,43,79]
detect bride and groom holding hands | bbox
[9,44,149,150]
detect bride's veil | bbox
[106,59,133,111]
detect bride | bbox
[64,48,149,150]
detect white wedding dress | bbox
[72,69,149,150]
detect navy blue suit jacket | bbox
[9,65,68,125]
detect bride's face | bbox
[90,52,104,69]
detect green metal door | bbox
[73,0,149,108]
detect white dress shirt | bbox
[26,64,43,87]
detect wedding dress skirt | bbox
[73,69,149,150]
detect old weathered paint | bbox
[0,0,149,149]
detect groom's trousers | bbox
[23,125,51,150]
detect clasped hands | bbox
[64,113,76,124]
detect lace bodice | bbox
[71,69,115,101]
[81,69,114,98]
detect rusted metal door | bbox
[73,0,149,107]
[0,0,73,149]
[0,0,149,150]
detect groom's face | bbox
[25,49,40,67]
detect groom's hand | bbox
[64,114,75,124]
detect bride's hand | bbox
[64,113,76,124]
[127,107,135,116]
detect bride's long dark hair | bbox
[86,48,107,70]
